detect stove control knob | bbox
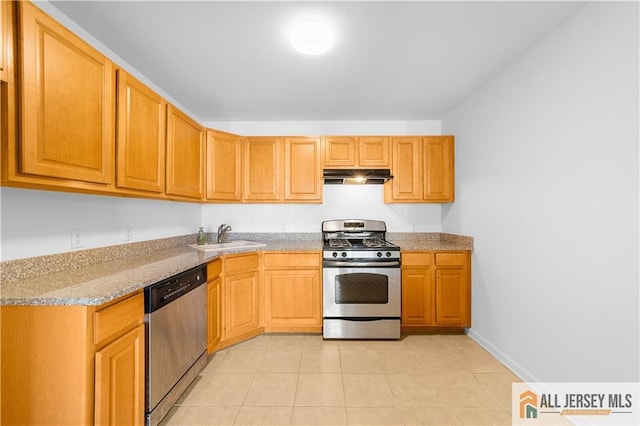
[386,252,392,257]
[332,252,338,258]
[377,252,383,258]
[341,252,347,258]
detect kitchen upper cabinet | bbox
[385,136,455,203]
[0,0,13,83]
[116,70,166,194]
[206,129,242,201]
[17,1,115,185]
[263,252,322,332]
[243,136,281,201]
[400,250,470,329]
[385,137,422,202]
[323,136,390,168]
[424,136,454,202]
[284,137,322,202]
[244,136,321,203]
[223,253,262,342]
[207,259,223,352]
[166,105,204,199]
[1,291,145,425]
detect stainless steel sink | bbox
[189,240,266,252]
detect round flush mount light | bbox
[290,20,334,55]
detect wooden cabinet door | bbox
[206,129,242,201]
[358,136,390,167]
[264,269,321,328]
[284,136,322,202]
[225,271,260,339]
[435,268,470,326]
[166,105,204,199]
[423,136,454,202]
[116,70,166,193]
[323,136,356,167]
[401,267,434,326]
[243,137,281,201]
[385,137,422,202]
[94,324,145,426]
[207,276,223,352]
[19,1,114,184]
[0,0,12,83]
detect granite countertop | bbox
[0,232,472,307]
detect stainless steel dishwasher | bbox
[144,264,207,426]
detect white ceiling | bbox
[48,1,586,122]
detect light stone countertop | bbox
[0,232,471,306]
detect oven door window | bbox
[335,273,388,304]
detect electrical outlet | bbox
[125,225,133,242]
[281,223,286,232]
[412,223,416,231]
[71,229,82,249]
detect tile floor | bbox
[160,334,520,425]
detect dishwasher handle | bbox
[145,265,207,313]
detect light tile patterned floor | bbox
[160,334,519,425]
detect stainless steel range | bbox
[322,219,401,339]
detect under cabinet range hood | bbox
[323,169,393,185]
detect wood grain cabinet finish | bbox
[284,137,322,202]
[166,105,204,199]
[263,252,322,332]
[207,259,223,352]
[244,136,321,203]
[0,0,12,83]
[385,136,455,203]
[206,129,242,201]
[223,253,262,341]
[0,291,145,425]
[116,69,166,194]
[401,250,470,329]
[18,1,115,185]
[243,136,281,201]
[323,136,390,168]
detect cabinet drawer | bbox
[208,258,222,279]
[263,252,321,269]
[94,292,144,347]
[402,252,432,267]
[434,252,466,267]
[225,253,260,273]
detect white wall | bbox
[0,188,201,261]
[202,185,442,233]
[442,2,639,382]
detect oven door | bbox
[323,265,401,318]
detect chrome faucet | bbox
[217,224,232,243]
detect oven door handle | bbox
[323,260,401,267]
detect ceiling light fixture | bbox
[290,20,334,55]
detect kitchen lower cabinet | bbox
[207,258,223,352]
[401,252,434,326]
[223,252,262,344]
[0,291,145,425]
[94,324,145,426]
[263,252,322,332]
[401,250,470,330]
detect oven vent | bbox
[323,169,393,185]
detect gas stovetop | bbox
[322,219,400,261]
